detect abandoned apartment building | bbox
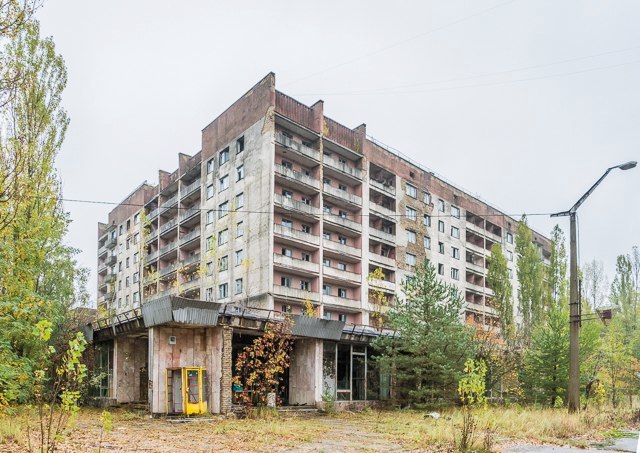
[89,73,551,415]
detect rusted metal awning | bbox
[141,296,222,327]
[291,315,344,340]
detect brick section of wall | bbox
[220,326,233,414]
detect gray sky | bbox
[37,0,639,303]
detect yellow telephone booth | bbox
[166,367,207,415]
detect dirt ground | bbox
[1,407,637,452]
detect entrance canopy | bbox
[141,296,223,327]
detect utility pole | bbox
[568,211,579,413]
[551,161,636,413]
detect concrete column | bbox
[220,326,233,414]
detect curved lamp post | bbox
[551,161,636,413]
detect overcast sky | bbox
[36,0,639,303]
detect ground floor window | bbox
[323,341,389,402]
[95,342,113,398]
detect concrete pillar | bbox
[220,326,233,414]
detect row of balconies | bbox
[275,132,362,180]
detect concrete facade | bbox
[93,73,551,413]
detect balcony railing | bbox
[324,214,361,232]
[275,132,320,162]
[106,254,117,266]
[105,236,117,249]
[159,241,177,256]
[273,224,320,246]
[160,218,178,234]
[147,208,159,221]
[273,254,320,274]
[181,179,201,199]
[180,228,201,245]
[466,241,488,256]
[181,277,201,293]
[180,206,200,223]
[274,194,320,216]
[465,259,486,274]
[147,249,159,262]
[369,179,396,196]
[322,238,361,257]
[370,253,396,268]
[146,228,158,243]
[369,278,396,292]
[274,164,320,190]
[272,285,320,302]
[323,265,361,283]
[159,262,179,277]
[370,228,395,243]
[322,294,361,310]
[323,155,362,179]
[159,195,179,215]
[180,253,201,267]
[323,184,362,205]
[370,202,396,220]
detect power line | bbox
[285,0,520,87]
[291,44,640,97]
[56,196,555,221]
[292,57,640,97]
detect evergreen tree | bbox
[522,303,569,406]
[486,243,514,339]
[374,259,476,403]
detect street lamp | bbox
[551,160,636,413]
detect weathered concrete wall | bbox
[113,335,148,403]
[148,326,223,414]
[289,338,322,406]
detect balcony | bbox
[274,224,319,246]
[180,253,201,268]
[179,206,200,224]
[274,164,320,190]
[98,245,107,258]
[159,262,179,277]
[323,155,362,180]
[181,179,201,199]
[159,195,179,215]
[273,254,319,274]
[370,228,395,244]
[370,253,396,268]
[181,277,201,293]
[147,208,159,221]
[370,202,396,221]
[160,218,178,235]
[147,249,159,263]
[323,265,361,284]
[322,294,361,310]
[323,184,362,206]
[105,273,117,284]
[146,228,158,243]
[180,228,201,247]
[369,179,396,196]
[466,241,488,256]
[97,263,108,275]
[324,214,361,233]
[465,259,486,275]
[369,278,396,292]
[106,254,117,266]
[273,285,320,302]
[159,241,177,256]
[274,194,320,217]
[322,238,361,258]
[105,236,117,249]
[275,132,320,162]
